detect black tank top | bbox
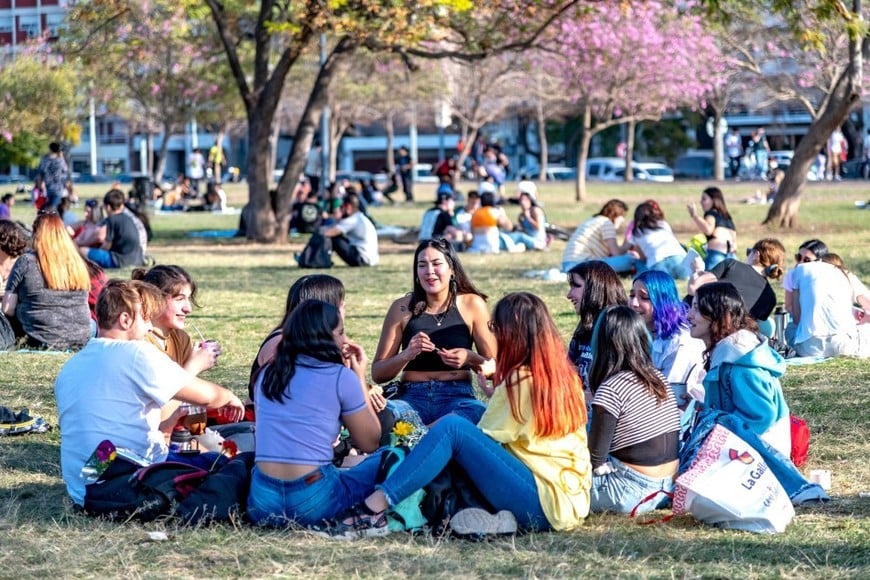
[401,306,473,373]
[704,209,736,240]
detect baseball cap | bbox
[85,199,99,208]
[478,181,497,195]
[517,180,537,199]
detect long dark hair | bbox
[278,274,345,330]
[633,200,665,235]
[702,187,732,221]
[260,300,344,404]
[588,306,669,402]
[409,238,486,316]
[568,261,628,341]
[694,282,758,369]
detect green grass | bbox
[1,179,869,578]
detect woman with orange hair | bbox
[2,212,91,350]
[320,292,591,539]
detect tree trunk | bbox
[574,104,592,202]
[154,120,172,184]
[765,2,864,227]
[455,122,476,179]
[536,100,548,182]
[385,113,396,173]
[624,120,635,183]
[246,109,278,241]
[712,110,726,181]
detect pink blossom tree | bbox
[547,1,726,201]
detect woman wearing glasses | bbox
[371,238,496,425]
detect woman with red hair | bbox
[321,292,591,538]
[2,212,91,349]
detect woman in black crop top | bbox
[687,187,737,271]
[586,306,680,514]
[372,239,496,425]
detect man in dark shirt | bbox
[37,142,69,211]
[78,189,144,269]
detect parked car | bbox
[519,165,577,181]
[605,162,675,183]
[414,163,439,183]
[674,152,731,179]
[586,157,626,180]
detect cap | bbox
[517,180,537,199]
[85,199,99,208]
[478,181,497,195]
[436,191,454,204]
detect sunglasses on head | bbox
[795,254,816,264]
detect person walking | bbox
[725,128,743,179]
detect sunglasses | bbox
[795,254,816,264]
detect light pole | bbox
[319,34,330,196]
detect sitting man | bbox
[320,192,379,267]
[55,279,245,506]
[79,188,144,269]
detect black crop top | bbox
[703,209,736,240]
[401,306,473,373]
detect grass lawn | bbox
[1,179,868,578]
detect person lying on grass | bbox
[55,279,245,507]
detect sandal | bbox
[312,502,390,540]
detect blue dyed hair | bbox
[633,270,688,340]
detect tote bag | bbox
[673,424,794,533]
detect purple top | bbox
[253,355,367,465]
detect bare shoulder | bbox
[457,293,488,317]
[385,294,414,322]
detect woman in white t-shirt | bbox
[628,200,689,279]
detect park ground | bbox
[0,179,868,578]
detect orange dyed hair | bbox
[32,212,89,291]
[492,292,586,438]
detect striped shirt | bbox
[592,370,680,453]
[562,215,616,264]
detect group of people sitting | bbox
[49,221,848,538]
[0,189,150,351]
[417,180,549,254]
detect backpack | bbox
[295,202,322,234]
[296,232,333,269]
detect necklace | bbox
[426,306,450,327]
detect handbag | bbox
[673,424,794,534]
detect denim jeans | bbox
[399,379,486,426]
[681,409,828,505]
[590,456,674,514]
[87,248,119,269]
[247,450,387,527]
[704,249,734,271]
[505,231,543,251]
[379,415,551,530]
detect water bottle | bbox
[773,306,788,349]
[169,427,194,453]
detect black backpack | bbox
[296,232,333,269]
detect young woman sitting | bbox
[246,300,385,528]
[587,306,681,514]
[562,199,635,274]
[686,187,737,270]
[628,200,689,279]
[629,271,706,409]
[2,212,91,350]
[689,282,791,455]
[322,292,591,538]
[565,260,628,389]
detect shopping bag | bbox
[673,424,794,533]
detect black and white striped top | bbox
[592,370,680,453]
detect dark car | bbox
[674,153,732,179]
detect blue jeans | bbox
[379,415,551,531]
[87,248,119,269]
[505,231,542,250]
[681,409,828,505]
[704,249,734,271]
[399,379,486,425]
[651,255,691,280]
[562,253,636,275]
[247,450,387,527]
[590,456,674,514]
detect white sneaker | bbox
[449,508,517,536]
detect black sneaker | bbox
[312,503,390,540]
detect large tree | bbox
[202,0,584,242]
[704,0,867,227]
[549,1,725,201]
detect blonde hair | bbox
[32,213,90,291]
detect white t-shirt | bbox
[630,221,687,268]
[337,211,379,266]
[188,152,205,180]
[55,338,192,505]
[651,327,707,403]
[791,262,857,345]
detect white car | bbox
[606,162,675,183]
[414,163,440,183]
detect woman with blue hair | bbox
[629,270,706,409]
